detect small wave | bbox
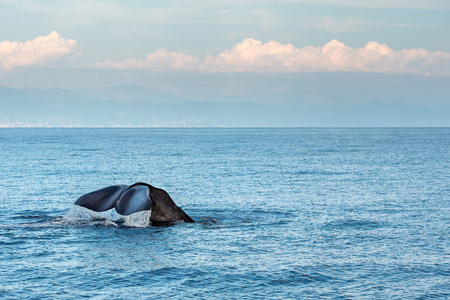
[0,240,26,246]
[75,148,101,152]
[196,217,220,225]
[322,218,382,230]
[291,170,349,176]
[64,205,151,228]
[271,269,333,285]
[11,210,55,221]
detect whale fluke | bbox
[75,185,128,212]
[75,183,194,224]
[115,184,152,216]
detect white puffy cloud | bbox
[0,31,76,69]
[96,38,450,76]
[203,38,450,75]
[94,49,198,71]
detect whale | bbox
[75,182,194,224]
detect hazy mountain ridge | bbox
[1,85,448,127]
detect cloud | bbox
[201,39,301,72]
[0,31,77,69]
[94,49,198,71]
[95,38,450,76]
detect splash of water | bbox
[64,205,152,228]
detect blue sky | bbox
[1,0,450,123]
[2,1,449,67]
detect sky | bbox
[1,0,450,126]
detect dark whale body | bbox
[75,182,194,225]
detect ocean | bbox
[0,128,448,299]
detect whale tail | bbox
[75,183,194,224]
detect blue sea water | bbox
[0,128,448,299]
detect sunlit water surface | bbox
[0,128,448,299]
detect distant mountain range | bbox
[1,85,449,127]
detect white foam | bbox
[64,205,152,228]
[122,210,152,227]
